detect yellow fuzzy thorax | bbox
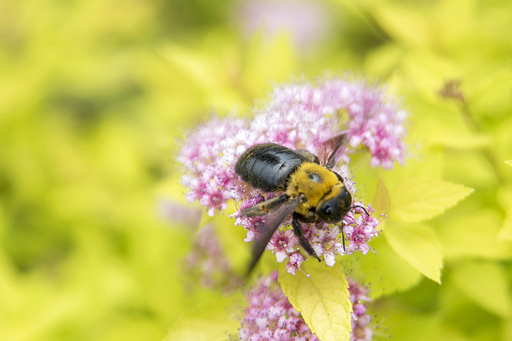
[286,162,342,216]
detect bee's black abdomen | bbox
[235,144,305,192]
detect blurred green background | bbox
[1,0,512,340]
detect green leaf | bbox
[442,151,498,188]
[385,222,443,283]
[279,263,352,341]
[436,209,512,260]
[503,314,512,341]
[385,314,442,341]
[398,50,459,101]
[505,160,512,167]
[498,208,512,240]
[163,297,240,341]
[353,236,422,299]
[364,43,404,78]
[389,179,474,222]
[429,130,490,150]
[242,32,298,98]
[436,0,473,48]
[451,261,512,318]
[372,4,430,47]
[468,69,512,120]
[372,177,391,217]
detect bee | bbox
[236,134,358,275]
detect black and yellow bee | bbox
[235,134,358,274]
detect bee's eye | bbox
[318,203,337,222]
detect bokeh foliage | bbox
[1,0,512,340]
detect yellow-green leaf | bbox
[429,129,490,150]
[279,262,351,341]
[242,32,298,98]
[389,179,473,222]
[364,43,404,79]
[505,160,512,167]
[498,208,512,240]
[399,50,460,101]
[372,177,391,217]
[451,261,512,318]
[436,209,512,260]
[385,314,442,341]
[503,314,512,341]
[468,69,512,120]
[163,298,240,341]
[372,4,430,47]
[385,222,443,283]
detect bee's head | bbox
[316,182,352,224]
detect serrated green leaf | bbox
[163,298,240,341]
[451,261,512,318]
[389,179,473,222]
[372,177,391,217]
[505,160,512,167]
[385,222,443,283]
[279,263,351,341]
[353,236,422,299]
[498,208,512,240]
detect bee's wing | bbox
[246,197,301,276]
[241,194,290,217]
[321,133,349,169]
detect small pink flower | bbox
[269,229,299,263]
[343,203,379,256]
[286,252,306,275]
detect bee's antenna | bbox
[349,205,369,216]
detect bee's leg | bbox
[341,223,346,252]
[292,212,321,262]
[241,194,289,217]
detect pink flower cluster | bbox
[178,77,407,272]
[238,272,374,341]
[348,278,373,341]
[178,117,248,217]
